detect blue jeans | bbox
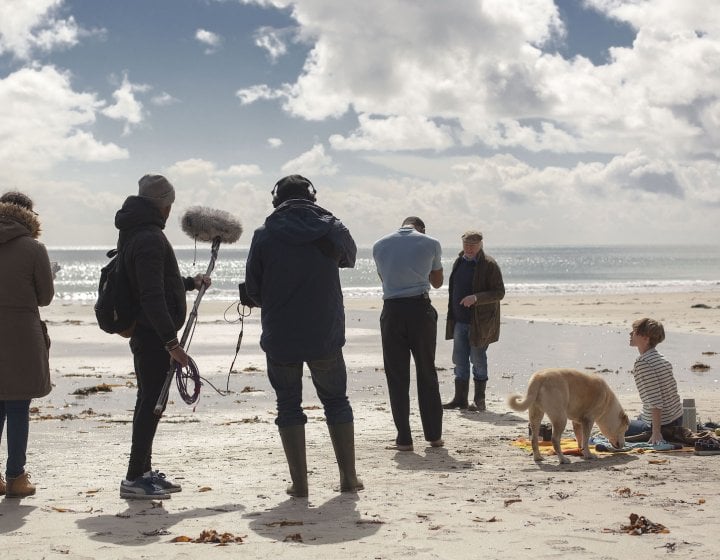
[267,349,354,428]
[625,415,683,437]
[452,322,488,382]
[626,417,651,436]
[0,400,31,478]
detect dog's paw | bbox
[558,455,571,464]
[533,454,544,462]
[583,452,598,460]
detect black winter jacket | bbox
[245,199,356,362]
[115,196,194,344]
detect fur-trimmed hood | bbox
[0,201,41,243]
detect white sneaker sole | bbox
[120,491,171,500]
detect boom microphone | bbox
[181,206,243,244]
[154,205,242,417]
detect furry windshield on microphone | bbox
[181,206,243,243]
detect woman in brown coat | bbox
[0,191,54,498]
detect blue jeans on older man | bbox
[267,349,354,428]
[452,322,488,382]
[0,399,31,478]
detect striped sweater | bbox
[632,348,683,425]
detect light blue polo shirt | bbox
[372,226,443,299]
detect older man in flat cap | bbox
[443,230,505,412]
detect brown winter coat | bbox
[0,202,54,399]
[445,250,505,347]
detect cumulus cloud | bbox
[0,0,83,59]
[4,0,719,247]
[151,92,179,106]
[195,28,223,54]
[162,158,269,236]
[0,65,127,175]
[236,84,286,104]
[101,74,149,134]
[329,150,715,246]
[586,0,720,33]
[166,158,262,182]
[330,114,454,151]
[219,164,263,177]
[254,26,288,61]
[166,158,218,178]
[241,0,720,162]
[281,144,338,176]
[242,0,564,122]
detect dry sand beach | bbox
[2,291,720,559]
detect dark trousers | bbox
[267,349,354,428]
[126,327,170,481]
[380,298,443,446]
[0,399,31,478]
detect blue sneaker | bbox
[120,477,171,500]
[145,470,182,493]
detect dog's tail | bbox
[507,374,542,412]
[507,393,531,411]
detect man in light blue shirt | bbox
[372,217,444,451]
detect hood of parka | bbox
[0,201,41,243]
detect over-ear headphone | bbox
[271,175,317,208]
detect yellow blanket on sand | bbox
[512,437,593,456]
[511,437,693,456]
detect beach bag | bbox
[94,248,138,337]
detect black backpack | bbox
[94,248,139,337]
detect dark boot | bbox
[328,422,364,492]
[442,379,469,409]
[278,425,308,497]
[468,379,487,411]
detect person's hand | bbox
[649,432,665,445]
[460,294,477,307]
[169,345,190,368]
[194,274,212,290]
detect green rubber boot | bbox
[328,422,364,492]
[278,425,308,497]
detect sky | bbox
[1,0,719,249]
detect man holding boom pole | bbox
[116,174,210,500]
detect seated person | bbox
[626,318,683,444]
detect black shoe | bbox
[443,379,469,409]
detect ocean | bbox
[47,245,720,303]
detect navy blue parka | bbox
[244,198,356,362]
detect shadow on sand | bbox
[245,492,381,544]
[0,500,37,534]
[390,445,475,472]
[75,500,245,546]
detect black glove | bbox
[238,282,256,308]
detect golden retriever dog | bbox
[508,368,629,464]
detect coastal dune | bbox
[1,290,719,559]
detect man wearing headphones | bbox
[244,175,362,497]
